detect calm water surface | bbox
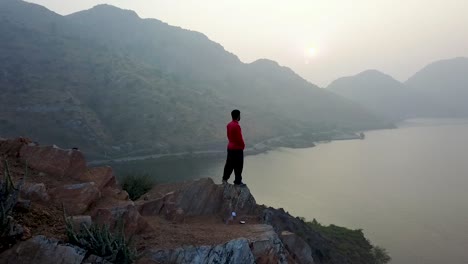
[113,119,468,264]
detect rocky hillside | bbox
[0,137,389,264]
[0,0,388,159]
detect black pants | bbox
[223,149,243,184]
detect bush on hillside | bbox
[121,174,154,200]
[305,218,391,264]
[372,246,392,264]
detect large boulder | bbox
[49,182,101,215]
[19,144,87,180]
[137,178,257,218]
[0,235,86,264]
[139,238,256,264]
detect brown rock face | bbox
[19,145,87,180]
[49,182,101,215]
[0,235,86,264]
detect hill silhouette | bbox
[328,57,468,120]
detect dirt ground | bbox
[136,214,263,251]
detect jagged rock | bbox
[93,204,150,235]
[19,144,87,180]
[78,166,117,191]
[139,238,255,264]
[0,235,87,264]
[67,215,92,232]
[281,231,314,264]
[20,183,50,203]
[49,182,101,215]
[137,178,257,218]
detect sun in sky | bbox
[304,46,318,64]
[306,47,317,58]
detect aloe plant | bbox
[64,209,137,264]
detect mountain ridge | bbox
[328,57,468,120]
[0,0,388,159]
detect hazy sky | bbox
[27,0,468,86]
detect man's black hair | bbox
[231,109,241,120]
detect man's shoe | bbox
[234,182,247,187]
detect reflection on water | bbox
[110,119,468,264]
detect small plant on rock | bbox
[64,209,137,264]
[121,173,154,200]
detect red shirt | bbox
[227,120,245,150]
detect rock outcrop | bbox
[0,236,87,264]
[137,178,258,220]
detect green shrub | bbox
[372,246,391,264]
[121,174,154,200]
[64,210,137,264]
[304,218,391,264]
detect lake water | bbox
[112,119,468,264]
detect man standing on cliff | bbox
[222,109,246,187]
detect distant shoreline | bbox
[87,131,364,166]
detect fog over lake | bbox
[112,119,468,264]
